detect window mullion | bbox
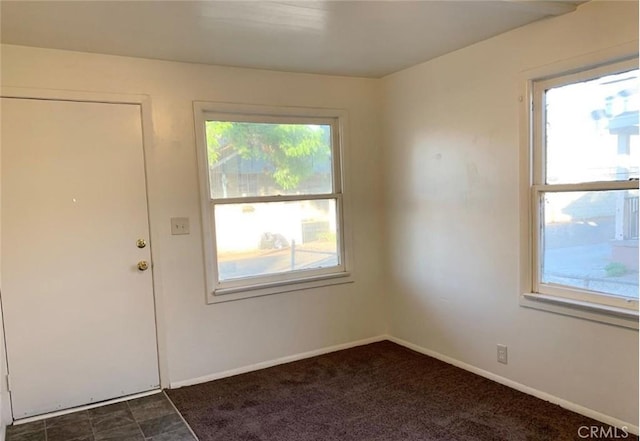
[534,180,639,193]
[212,193,340,205]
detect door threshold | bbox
[13,389,162,425]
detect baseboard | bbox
[386,335,639,436]
[169,335,387,389]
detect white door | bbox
[1,97,160,419]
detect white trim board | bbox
[169,335,387,389]
[386,336,639,436]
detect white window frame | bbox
[520,52,639,329]
[194,102,353,303]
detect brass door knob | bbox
[137,260,149,271]
[136,239,147,249]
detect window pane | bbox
[545,69,639,184]
[205,121,333,198]
[214,199,340,281]
[541,190,639,299]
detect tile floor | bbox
[5,392,197,441]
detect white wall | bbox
[383,0,638,427]
[0,44,386,388]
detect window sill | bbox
[520,293,639,330]
[207,271,353,304]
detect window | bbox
[528,58,639,317]
[194,103,351,302]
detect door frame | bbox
[0,87,170,422]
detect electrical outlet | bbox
[497,344,508,364]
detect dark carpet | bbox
[166,341,636,441]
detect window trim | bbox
[193,102,353,304]
[519,47,640,329]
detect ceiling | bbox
[1,1,585,78]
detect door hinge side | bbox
[6,374,11,393]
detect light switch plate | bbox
[171,217,190,235]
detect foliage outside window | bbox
[195,104,349,301]
[530,59,639,312]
